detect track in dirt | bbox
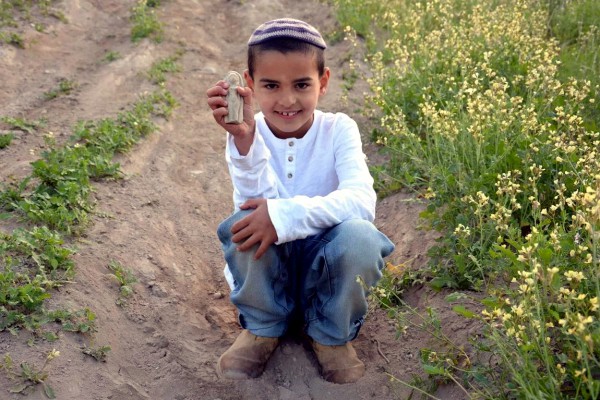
[0,1,474,399]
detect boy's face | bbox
[244,50,330,139]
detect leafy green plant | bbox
[107,261,136,306]
[1,115,44,133]
[0,89,176,336]
[82,344,111,362]
[0,227,76,333]
[549,0,600,126]
[49,308,97,334]
[131,0,164,43]
[147,53,182,84]
[103,50,121,62]
[1,89,177,233]
[0,349,59,398]
[43,79,77,100]
[0,31,24,47]
[0,0,64,47]
[0,133,14,149]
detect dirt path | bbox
[0,1,473,399]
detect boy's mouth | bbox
[276,110,300,118]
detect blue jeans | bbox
[217,210,395,346]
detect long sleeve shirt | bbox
[226,110,376,244]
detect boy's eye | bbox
[296,83,310,89]
[264,83,278,90]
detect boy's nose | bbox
[278,89,296,108]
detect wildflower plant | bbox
[0,349,60,398]
[335,0,599,397]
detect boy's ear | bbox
[319,67,331,96]
[243,70,254,91]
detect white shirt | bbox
[223,110,376,287]
[226,110,376,241]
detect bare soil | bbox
[0,1,478,399]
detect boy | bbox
[206,18,394,384]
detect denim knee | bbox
[304,220,395,345]
[216,209,291,337]
[217,209,253,246]
[324,219,394,277]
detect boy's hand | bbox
[231,199,278,260]
[206,80,255,155]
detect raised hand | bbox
[206,79,256,155]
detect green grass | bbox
[147,53,182,85]
[549,0,600,127]
[103,50,121,63]
[0,0,65,48]
[2,2,172,397]
[0,31,24,47]
[43,79,77,100]
[0,88,177,338]
[130,0,163,43]
[1,116,44,134]
[334,0,600,398]
[107,261,136,306]
[0,133,14,149]
[2,90,177,234]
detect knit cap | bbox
[248,18,327,49]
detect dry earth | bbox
[0,1,479,399]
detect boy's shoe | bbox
[217,330,279,379]
[312,341,365,384]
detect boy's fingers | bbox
[231,226,252,243]
[231,216,250,234]
[206,85,228,98]
[254,242,269,260]
[207,96,227,110]
[236,86,252,97]
[212,108,228,121]
[237,234,259,252]
[239,199,260,209]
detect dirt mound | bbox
[0,1,475,399]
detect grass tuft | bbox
[130,0,164,43]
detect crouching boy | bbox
[206,18,395,384]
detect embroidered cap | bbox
[248,18,327,49]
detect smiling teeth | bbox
[281,111,297,116]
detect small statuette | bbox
[224,71,244,124]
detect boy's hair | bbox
[246,18,326,79]
[247,38,325,79]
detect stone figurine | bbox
[224,71,244,124]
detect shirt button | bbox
[288,141,294,147]
[287,173,293,179]
[288,156,294,162]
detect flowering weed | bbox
[336,0,599,397]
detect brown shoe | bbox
[217,330,279,379]
[312,341,365,384]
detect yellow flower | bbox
[47,349,60,361]
[590,297,599,311]
[564,270,585,282]
[559,287,572,297]
[574,368,586,378]
[511,305,524,317]
[424,187,436,199]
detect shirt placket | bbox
[285,139,297,187]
